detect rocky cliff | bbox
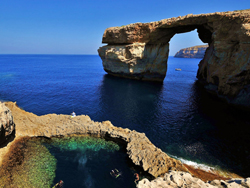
[2,102,187,177]
[0,102,15,145]
[1,102,250,187]
[174,45,208,58]
[98,9,250,108]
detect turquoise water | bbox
[41,136,142,188]
[0,55,250,186]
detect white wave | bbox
[170,155,215,172]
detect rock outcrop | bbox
[2,102,249,187]
[98,9,250,108]
[3,102,187,177]
[174,45,208,58]
[137,171,250,188]
[0,102,15,145]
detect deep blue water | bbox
[1,55,250,186]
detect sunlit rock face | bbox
[174,45,208,58]
[98,9,250,107]
[98,43,169,81]
[0,102,15,144]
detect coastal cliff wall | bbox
[98,9,250,108]
[174,45,208,58]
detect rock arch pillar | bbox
[98,42,170,82]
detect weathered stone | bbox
[0,102,15,144]
[242,178,250,187]
[137,171,217,188]
[98,9,250,108]
[2,102,250,187]
[138,171,250,188]
[2,102,188,178]
[98,43,169,81]
[174,45,208,58]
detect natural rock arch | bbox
[98,10,250,108]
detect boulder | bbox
[137,171,250,188]
[0,102,15,144]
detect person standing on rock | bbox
[71,111,76,118]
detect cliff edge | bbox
[174,45,208,58]
[2,101,188,178]
[1,102,249,187]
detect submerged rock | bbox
[98,9,250,108]
[174,45,208,58]
[0,102,15,144]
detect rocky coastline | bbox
[174,45,208,58]
[1,101,250,187]
[98,9,250,108]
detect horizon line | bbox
[0,53,99,55]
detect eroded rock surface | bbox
[98,43,169,81]
[3,102,187,177]
[174,45,208,58]
[0,102,15,144]
[137,171,250,188]
[98,9,250,107]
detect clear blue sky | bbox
[0,0,249,55]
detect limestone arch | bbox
[98,10,250,107]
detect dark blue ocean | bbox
[1,55,250,187]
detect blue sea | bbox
[1,55,250,187]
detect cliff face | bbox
[0,102,15,144]
[174,45,208,58]
[98,9,250,108]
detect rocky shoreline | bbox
[0,101,250,187]
[1,102,187,177]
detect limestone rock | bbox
[3,101,188,178]
[2,102,250,186]
[137,171,250,188]
[174,45,208,58]
[137,171,216,188]
[98,9,250,108]
[98,43,169,81]
[0,102,15,144]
